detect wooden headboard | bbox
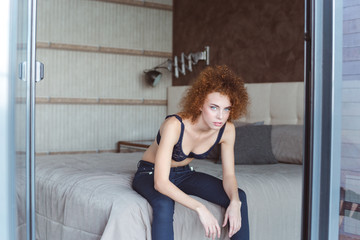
[167,82,304,125]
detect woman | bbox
[132,65,249,240]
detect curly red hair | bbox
[179,65,249,122]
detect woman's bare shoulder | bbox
[159,115,182,135]
[224,121,235,134]
[220,121,236,144]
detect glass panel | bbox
[339,0,360,239]
[15,0,29,239]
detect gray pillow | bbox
[233,125,277,164]
[271,125,303,164]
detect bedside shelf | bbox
[116,140,153,153]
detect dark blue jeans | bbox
[132,160,249,240]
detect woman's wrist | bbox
[230,199,241,206]
[195,203,206,214]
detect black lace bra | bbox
[156,114,226,162]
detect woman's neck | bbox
[186,116,214,134]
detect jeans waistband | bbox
[137,160,191,172]
[137,160,154,168]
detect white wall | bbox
[35,0,173,153]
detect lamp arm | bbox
[174,56,185,78]
[181,53,193,72]
[154,59,172,71]
[191,46,210,65]
[144,46,209,80]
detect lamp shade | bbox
[145,70,162,87]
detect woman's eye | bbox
[210,106,217,110]
[224,108,231,112]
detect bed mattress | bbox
[34,152,302,240]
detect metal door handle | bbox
[18,61,27,81]
[35,61,44,82]
[18,61,44,82]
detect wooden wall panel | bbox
[36,104,166,153]
[36,0,172,153]
[36,49,172,99]
[37,0,172,52]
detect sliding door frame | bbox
[25,0,38,239]
[0,0,38,239]
[302,0,343,239]
[0,0,17,238]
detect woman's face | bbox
[200,92,231,129]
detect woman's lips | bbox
[213,122,223,127]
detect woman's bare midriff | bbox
[141,141,194,167]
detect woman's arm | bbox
[153,117,201,210]
[220,123,242,238]
[154,117,221,239]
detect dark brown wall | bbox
[173,0,304,85]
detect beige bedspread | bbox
[35,152,302,240]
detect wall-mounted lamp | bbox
[144,46,210,87]
[144,59,172,87]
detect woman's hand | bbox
[196,205,221,239]
[222,200,242,238]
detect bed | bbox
[35,82,304,240]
